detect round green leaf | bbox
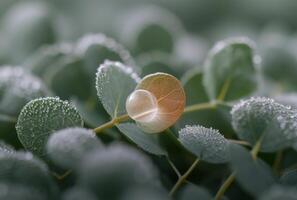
[229,144,276,197]
[118,6,183,54]
[62,187,97,200]
[231,97,297,152]
[47,127,104,169]
[120,186,170,200]
[179,184,212,200]
[280,169,297,187]
[96,61,140,118]
[45,56,92,100]
[78,143,159,200]
[117,123,167,156]
[176,68,235,137]
[25,43,73,79]
[76,34,136,74]
[2,1,55,63]
[16,97,83,157]
[0,140,15,155]
[0,183,47,200]
[179,125,229,163]
[0,66,49,116]
[259,185,297,200]
[0,151,58,199]
[203,37,258,101]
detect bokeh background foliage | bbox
[1,0,297,200]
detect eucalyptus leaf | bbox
[280,169,297,187]
[259,185,297,200]
[96,61,140,118]
[203,37,257,101]
[121,186,170,200]
[76,34,136,74]
[0,66,50,116]
[0,151,58,199]
[229,144,276,197]
[2,1,55,63]
[0,183,47,200]
[78,143,160,200]
[179,184,212,200]
[117,123,167,156]
[118,5,183,54]
[62,187,97,200]
[176,68,235,137]
[179,125,229,163]
[46,127,104,169]
[231,97,297,152]
[45,56,92,100]
[16,97,83,157]
[0,140,15,155]
[25,43,73,79]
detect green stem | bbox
[93,101,217,134]
[214,172,236,200]
[183,102,216,114]
[169,158,199,196]
[214,138,263,200]
[93,114,130,134]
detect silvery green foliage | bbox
[231,97,297,152]
[0,151,58,199]
[275,93,297,110]
[179,125,229,163]
[46,127,104,169]
[62,187,97,200]
[96,61,140,118]
[2,1,55,63]
[0,183,46,200]
[259,185,297,200]
[229,144,276,197]
[76,33,136,73]
[179,184,212,200]
[203,37,258,101]
[25,43,73,78]
[78,143,160,200]
[280,169,297,187]
[117,123,167,156]
[118,5,184,54]
[16,97,83,157]
[120,186,170,200]
[0,140,15,155]
[0,66,49,116]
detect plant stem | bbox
[228,139,250,147]
[214,172,236,200]
[166,157,181,177]
[273,150,283,175]
[169,158,199,196]
[93,114,130,134]
[183,102,217,113]
[214,138,263,200]
[52,170,72,180]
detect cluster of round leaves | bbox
[2,32,297,200]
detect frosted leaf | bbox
[203,37,258,101]
[0,66,50,116]
[231,97,297,152]
[0,151,58,199]
[0,140,15,155]
[76,33,137,73]
[16,97,83,158]
[25,43,73,78]
[96,61,140,118]
[77,143,160,199]
[62,187,97,200]
[275,93,297,110]
[259,185,297,200]
[118,5,184,54]
[117,123,167,156]
[46,127,104,169]
[0,183,46,200]
[179,125,229,163]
